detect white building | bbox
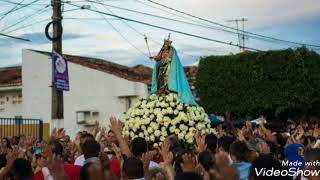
[0,49,150,137]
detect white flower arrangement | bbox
[123,93,212,148]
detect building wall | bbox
[0,88,23,118]
[22,50,148,137]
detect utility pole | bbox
[52,0,63,119]
[227,18,248,52]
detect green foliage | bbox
[196,48,320,119]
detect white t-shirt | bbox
[149,161,160,169]
[74,154,85,166]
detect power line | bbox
[93,0,200,58]
[87,0,310,50]
[0,0,48,6]
[66,2,261,51]
[5,18,50,34]
[86,0,230,34]
[0,0,43,23]
[1,4,49,32]
[90,2,149,57]
[146,0,320,48]
[0,0,26,22]
[0,32,30,41]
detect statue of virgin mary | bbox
[150,36,197,105]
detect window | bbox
[76,111,99,126]
[119,96,137,113]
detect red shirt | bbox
[110,159,121,178]
[34,164,81,180]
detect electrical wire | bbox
[6,18,50,34]
[1,4,49,32]
[0,0,43,22]
[0,0,26,22]
[0,32,30,41]
[66,2,261,51]
[146,0,320,48]
[87,0,305,49]
[89,2,149,57]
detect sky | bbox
[0,0,320,67]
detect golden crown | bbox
[164,33,172,46]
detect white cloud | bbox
[1,0,319,67]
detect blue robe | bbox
[151,48,197,106]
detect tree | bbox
[196,48,320,119]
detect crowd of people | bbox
[0,116,319,180]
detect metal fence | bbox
[0,118,43,141]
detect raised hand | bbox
[259,142,270,154]
[237,130,246,141]
[109,116,124,135]
[180,153,196,172]
[215,151,230,170]
[49,154,69,180]
[195,131,207,153]
[159,141,171,165]
[142,152,152,173]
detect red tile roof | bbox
[0,50,199,88]
[0,66,22,87]
[33,50,152,84]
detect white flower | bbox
[135,101,141,107]
[160,136,165,142]
[162,131,168,137]
[188,120,195,126]
[177,104,183,110]
[201,129,206,135]
[139,132,144,138]
[157,113,163,119]
[130,132,135,138]
[170,102,176,107]
[154,130,161,137]
[178,133,184,140]
[186,138,193,144]
[164,122,169,127]
[174,110,179,115]
[145,136,150,141]
[161,127,167,132]
[144,131,149,136]
[167,107,173,114]
[144,118,151,125]
[161,109,167,115]
[124,131,130,136]
[163,116,170,122]
[153,143,159,148]
[169,126,176,133]
[142,100,147,105]
[174,129,180,134]
[150,135,155,142]
[141,125,146,130]
[147,127,154,134]
[150,114,155,120]
[171,119,177,126]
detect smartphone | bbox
[35,147,43,154]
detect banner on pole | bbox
[53,51,69,91]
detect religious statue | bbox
[149,35,197,105]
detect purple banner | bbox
[53,52,69,91]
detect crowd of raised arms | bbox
[0,116,319,180]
